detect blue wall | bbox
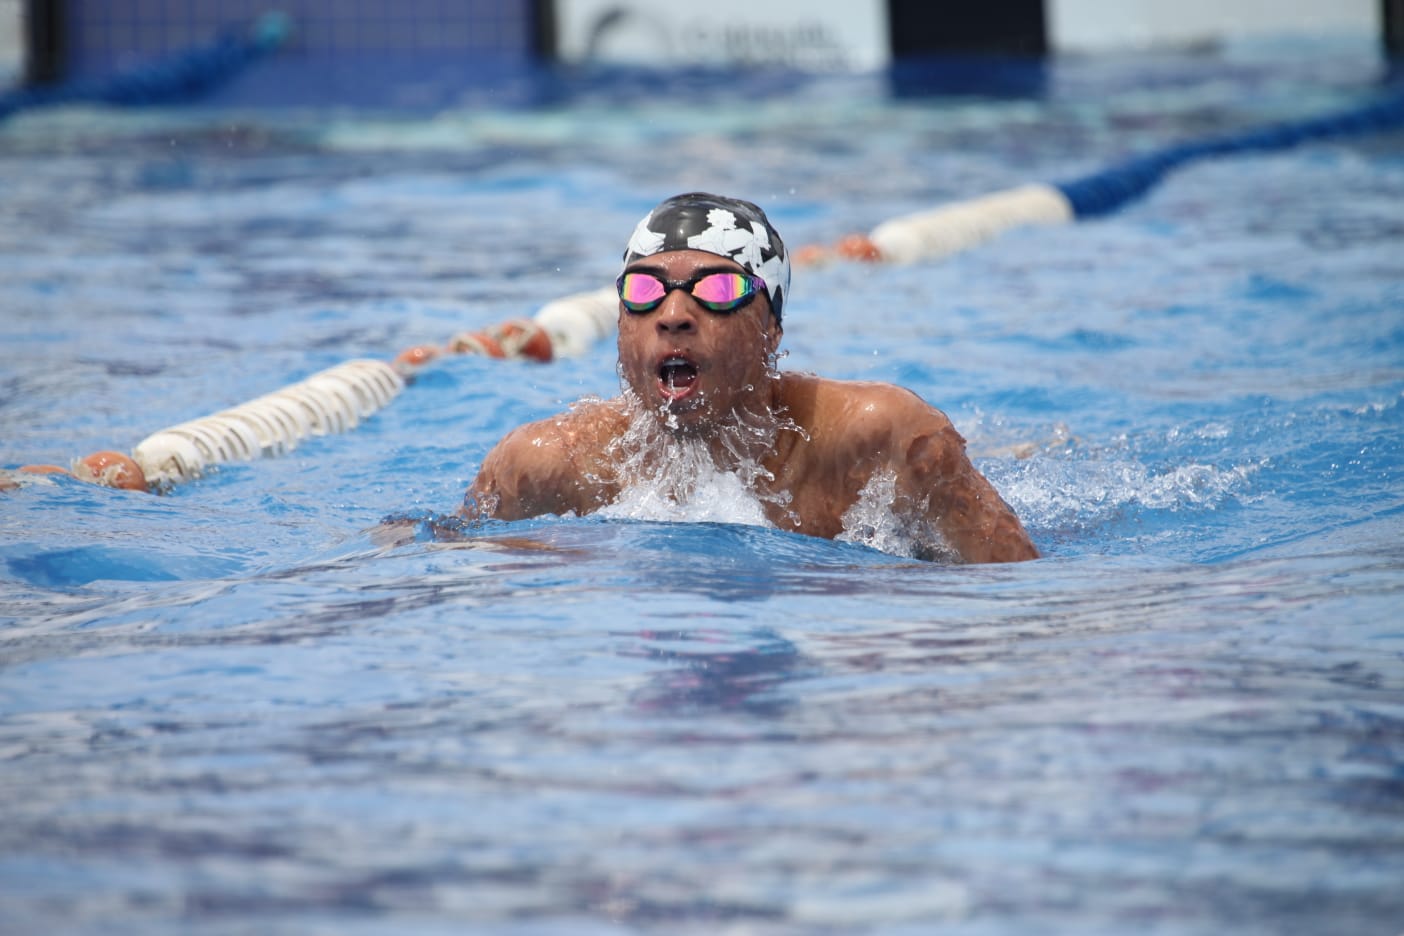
[58,0,539,107]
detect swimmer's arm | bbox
[464,418,599,521]
[466,424,569,520]
[893,401,1039,564]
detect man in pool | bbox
[466,192,1038,564]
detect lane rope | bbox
[132,359,403,488]
[799,82,1404,265]
[10,287,618,492]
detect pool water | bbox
[2,43,1403,934]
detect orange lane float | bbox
[835,233,883,262]
[72,451,148,491]
[793,233,884,268]
[392,344,441,372]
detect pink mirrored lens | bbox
[691,273,749,305]
[619,273,666,306]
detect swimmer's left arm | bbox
[888,394,1039,564]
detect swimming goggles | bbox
[616,270,767,315]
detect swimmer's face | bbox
[616,249,781,428]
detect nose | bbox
[654,290,697,334]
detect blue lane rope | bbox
[0,12,290,122]
[1055,83,1404,217]
[865,81,1404,263]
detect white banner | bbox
[552,0,890,71]
[1049,0,1379,51]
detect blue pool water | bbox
[2,44,1403,934]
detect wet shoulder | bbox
[492,397,627,467]
[782,373,954,452]
[474,397,627,519]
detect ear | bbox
[761,316,782,359]
[756,293,782,354]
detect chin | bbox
[658,395,711,425]
[643,387,719,432]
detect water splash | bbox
[598,464,773,525]
[595,389,801,528]
[991,449,1261,536]
[835,469,959,562]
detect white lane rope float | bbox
[132,359,403,488]
[867,183,1074,265]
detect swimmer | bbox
[467,193,1038,563]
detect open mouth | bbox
[657,355,699,400]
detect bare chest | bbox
[756,439,881,540]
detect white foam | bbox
[993,454,1261,532]
[598,460,774,526]
[836,468,958,562]
[594,390,797,530]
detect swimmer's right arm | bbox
[466,424,561,520]
[465,415,607,521]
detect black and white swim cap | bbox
[622,193,789,323]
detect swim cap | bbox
[622,193,789,323]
